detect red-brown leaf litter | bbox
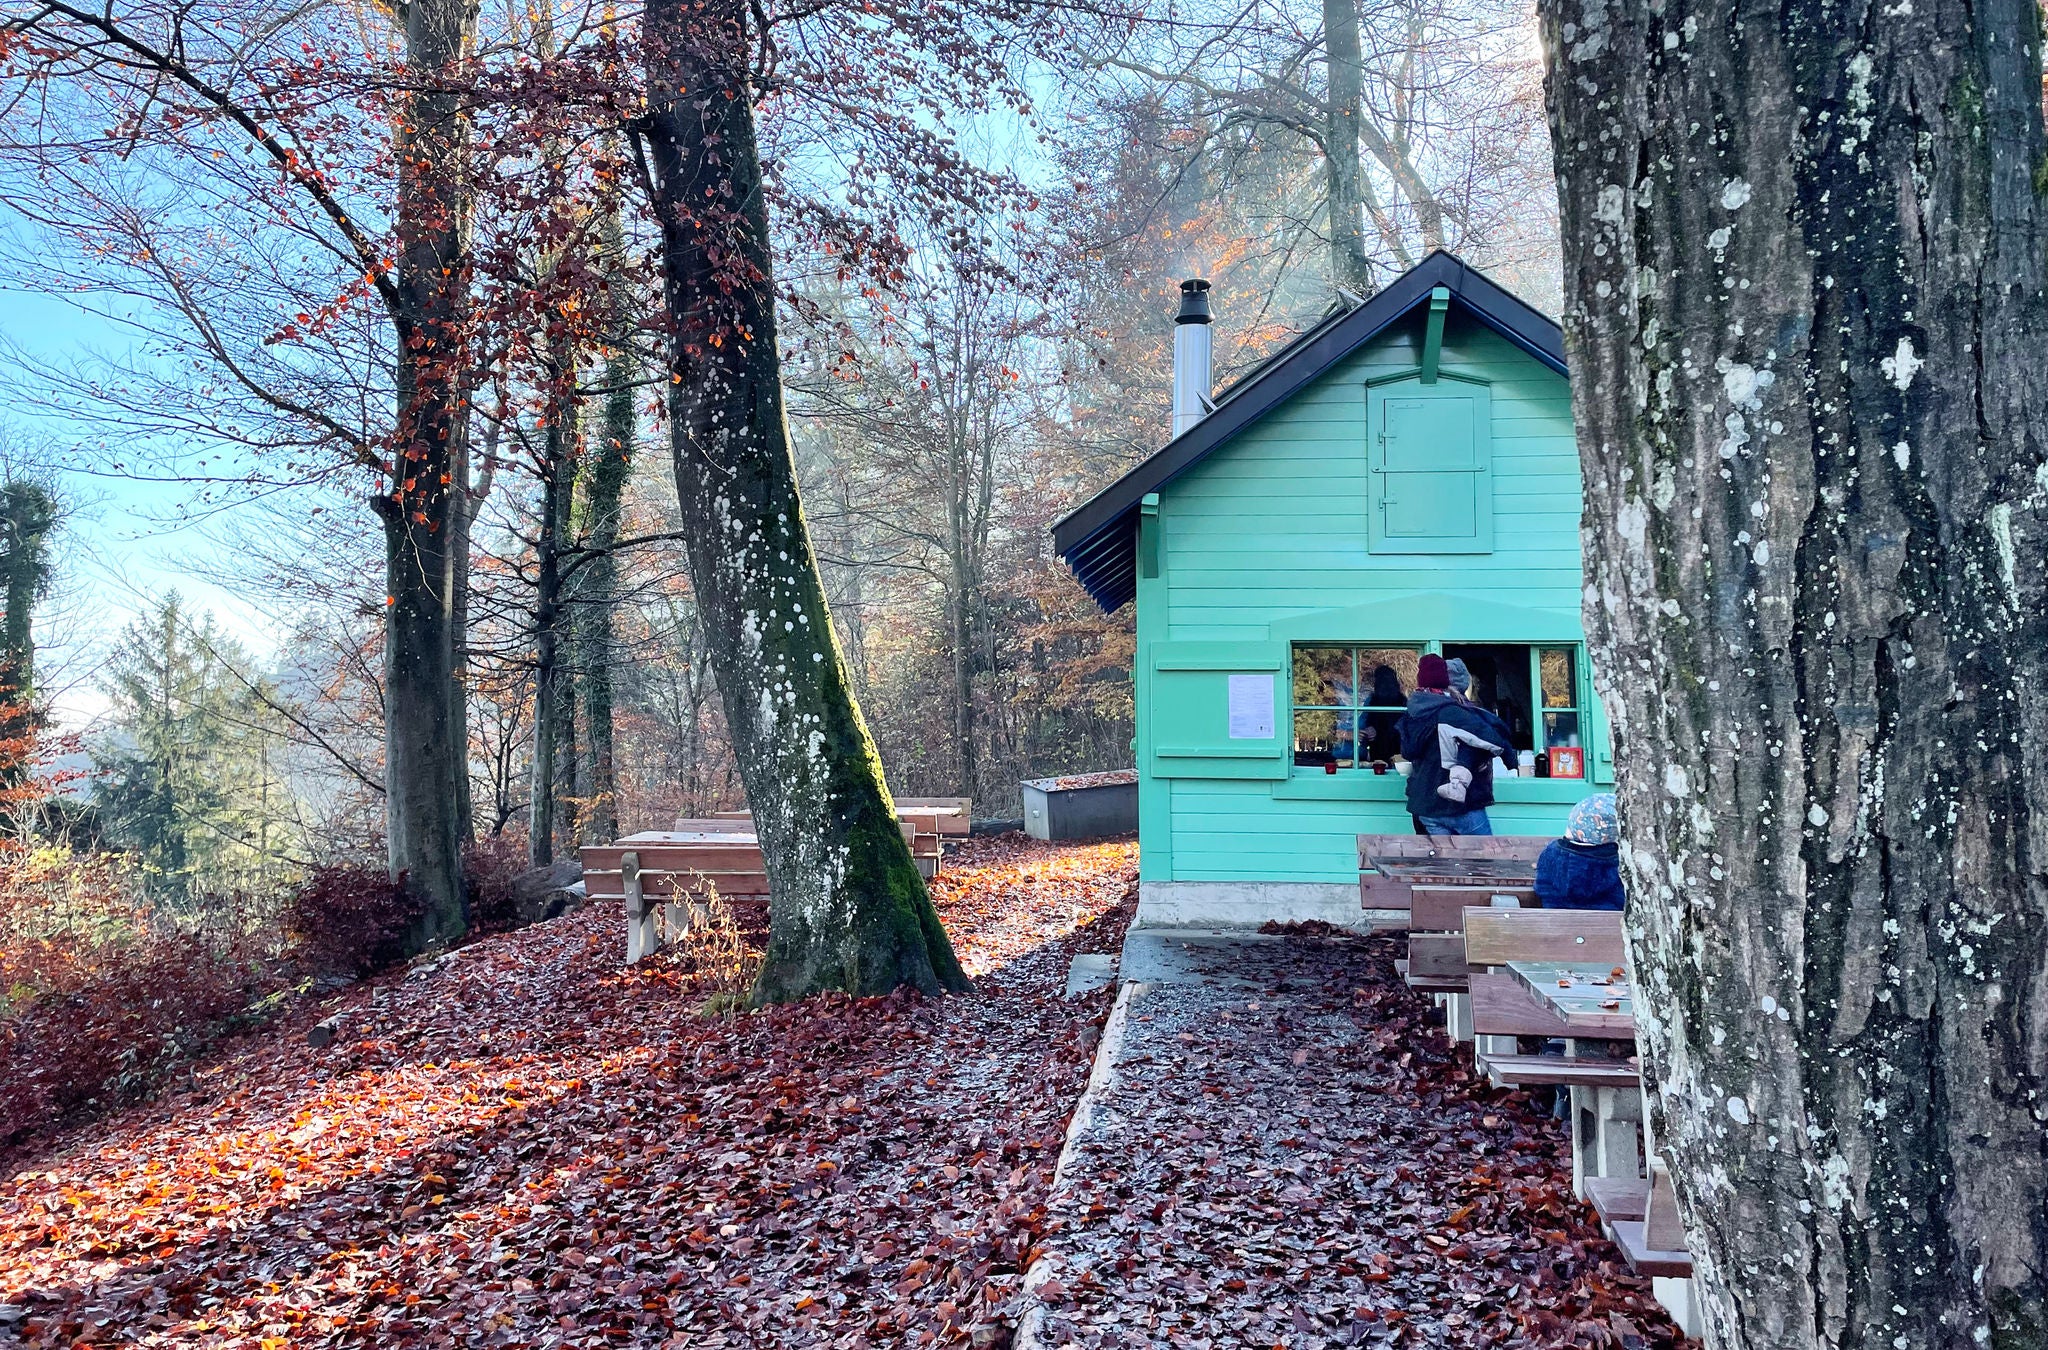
[1,838,1687,1348]
[1028,929,1691,1348]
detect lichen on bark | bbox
[638,0,966,1003]
[1540,0,2048,1344]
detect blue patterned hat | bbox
[1565,792,1619,845]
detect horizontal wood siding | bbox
[1146,312,1592,884]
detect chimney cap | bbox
[1175,278,1212,325]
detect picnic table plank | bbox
[1608,1221,1694,1278]
[1367,855,1541,884]
[1480,1053,1641,1090]
[1406,932,1480,981]
[1356,833,1549,867]
[1463,908,1626,967]
[1468,972,1576,1038]
[1409,885,1537,931]
[583,869,771,899]
[1503,960,1638,1035]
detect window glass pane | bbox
[1542,712,1586,777]
[1539,647,1577,709]
[1294,709,1344,767]
[1355,649,1419,708]
[1543,711,1582,750]
[1293,646,1355,708]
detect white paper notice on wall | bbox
[1226,673,1275,740]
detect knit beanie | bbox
[1565,792,1620,845]
[1417,653,1450,691]
[1446,658,1472,695]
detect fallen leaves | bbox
[1027,931,1695,1349]
[0,836,1135,1348]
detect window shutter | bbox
[1145,641,1290,780]
[1368,380,1493,554]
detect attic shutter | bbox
[1368,381,1493,554]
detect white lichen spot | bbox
[1809,804,1830,826]
[1719,412,1751,459]
[1721,178,1752,210]
[1617,498,1649,550]
[1893,441,1911,470]
[1880,337,1923,391]
[1990,503,2019,604]
[1664,763,1690,797]
[1819,1153,1853,1209]
[1727,1095,1752,1125]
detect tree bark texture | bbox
[640,0,968,1003]
[380,0,477,948]
[574,225,635,845]
[1540,2,2048,1345]
[528,368,577,867]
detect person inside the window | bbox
[1535,792,1626,910]
[1398,654,1516,836]
[1363,663,1407,764]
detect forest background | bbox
[0,0,1557,916]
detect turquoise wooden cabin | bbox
[1054,252,1610,927]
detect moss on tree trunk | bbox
[639,0,966,1001]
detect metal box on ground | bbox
[1021,770,1139,841]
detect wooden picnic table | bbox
[1504,960,1638,1037]
[1365,854,1538,886]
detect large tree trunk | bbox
[380,0,477,948]
[527,382,576,866]
[575,219,635,845]
[640,0,967,1002]
[1320,0,1376,293]
[1540,2,2048,1345]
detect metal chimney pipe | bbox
[1171,278,1213,439]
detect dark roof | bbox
[1053,251,1566,613]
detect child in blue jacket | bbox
[1536,793,1626,911]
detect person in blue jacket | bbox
[1397,654,1516,836]
[1536,792,1626,910]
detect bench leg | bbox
[626,907,660,963]
[1570,1085,1591,1196]
[1445,993,1473,1043]
[1592,1084,1643,1179]
[1652,1277,1700,1339]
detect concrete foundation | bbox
[1137,879,1398,930]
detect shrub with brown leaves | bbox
[0,855,265,1151]
[282,865,424,979]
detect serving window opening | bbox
[1290,641,1588,777]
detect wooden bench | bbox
[1357,833,1546,919]
[1588,1164,1693,1277]
[700,805,954,878]
[1457,906,1641,1191]
[582,830,770,963]
[896,797,971,836]
[1587,1167,1699,1336]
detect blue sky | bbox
[3,282,282,726]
